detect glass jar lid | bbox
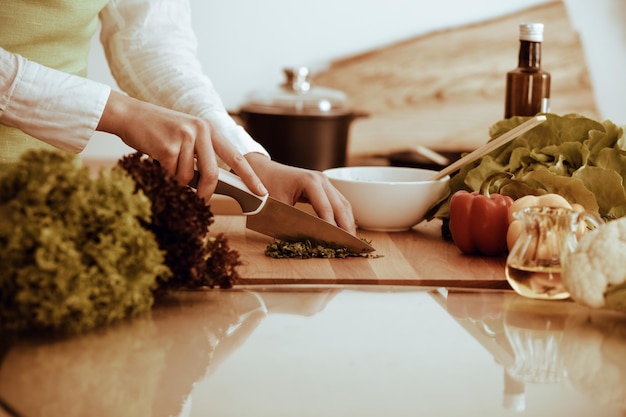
[240,67,351,116]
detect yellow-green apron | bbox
[0,0,109,166]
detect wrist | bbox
[96,90,131,137]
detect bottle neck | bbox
[518,40,542,69]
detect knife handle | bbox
[189,168,268,215]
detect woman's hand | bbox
[97,91,355,234]
[243,153,357,235]
[96,91,267,200]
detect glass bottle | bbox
[504,23,551,118]
[505,206,602,300]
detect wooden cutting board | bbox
[312,1,598,160]
[211,215,510,289]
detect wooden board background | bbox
[313,1,599,160]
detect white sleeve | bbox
[0,46,111,153]
[99,0,269,158]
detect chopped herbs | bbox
[265,239,379,259]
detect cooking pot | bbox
[233,67,367,171]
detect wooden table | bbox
[211,214,510,290]
[3,195,624,417]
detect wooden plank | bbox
[211,215,509,288]
[313,1,599,159]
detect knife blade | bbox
[190,168,375,253]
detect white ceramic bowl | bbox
[323,166,450,232]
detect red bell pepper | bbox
[448,173,513,256]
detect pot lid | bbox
[240,67,351,116]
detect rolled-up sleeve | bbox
[0,46,111,153]
[99,0,268,158]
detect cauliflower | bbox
[562,217,626,312]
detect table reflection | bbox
[1,287,624,417]
[0,289,338,417]
[561,308,626,410]
[440,289,626,412]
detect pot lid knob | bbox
[241,66,350,116]
[282,67,311,93]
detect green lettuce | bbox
[0,150,171,334]
[432,113,626,220]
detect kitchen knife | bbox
[189,168,375,253]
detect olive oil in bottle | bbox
[504,23,551,118]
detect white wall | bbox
[83,0,626,158]
[564,0,626,124]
